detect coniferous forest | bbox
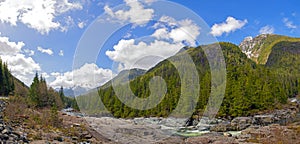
[77,38,300,118]
[0,59,14,96]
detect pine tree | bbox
[29,72,40,107]
[59,86,65,104]
[0,59,3,95]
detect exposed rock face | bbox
[210,99,300,132]
[239,34,269,59]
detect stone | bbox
[82,131,89,136]
[253,114,274,126]
[0,134,9,140]
[72,136,78,140]
[54,136,64,142]
[223,132,232,137]
[210,122,230,132]
[2,128,9,134]
[230,117,252,130]
[84,134,93,139]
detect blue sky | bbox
[0,0,299,89]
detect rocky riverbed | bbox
[0,100,28,143]
[1,97,300,143]
[82,97,300,144]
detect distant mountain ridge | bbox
[239,34,300,64]
[77,37,300,118]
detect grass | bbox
[250,35,300,64]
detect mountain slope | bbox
[266,41,300,72]
[94,42,299,118]
[239,34,300,64]
[0,58,28,97]
[76,36,300,118]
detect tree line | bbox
[0,58,14,96]
[28,72,78,110]
[84,42,300,118]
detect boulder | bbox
[230,117,252,131]
[253,114,274,126]
[210,122,231,132]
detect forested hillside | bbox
[0,59,15,96]
[77,37,300,118]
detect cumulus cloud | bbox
[104,0,154,25]
[78,21,86,29]
[1,54,41,85]
[37,46,54,56]
[210,16,247,37]
[259,25,274,34]
[50,63,114,89]
[152,17,200,46]
[0,35,41,85]
[0,36,25,55]
[106,16,201,71]
[59,50,64,56]
[55,0,82,14]
[0,0,82,34]
[23,49,35,56]
[283,18,297,29]
[106,39,184,71]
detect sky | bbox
[0,0,299,90]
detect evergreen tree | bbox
[29,72,40,107]
[0,59,3,95]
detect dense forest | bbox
[77,39,300,118]
[0,57,78,110]
[0,58,14,96]
[28,72,78,110]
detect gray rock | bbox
[230,117,252,130]
[72,136,79,140]
[253,114,274,126]
[84,134,93,139]
[210,122,231,132]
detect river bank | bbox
[0,100,28,143]
[2,96,300,143]
[81,97,300,143]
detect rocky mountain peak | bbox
[239,34,270,59]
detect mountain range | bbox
[4,34,300,119]
[76,34,300,118]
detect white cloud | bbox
[41,72,50,79]
[106,39,184,71]
[106,16,201,71]
[50,63,114,89]
[78,21,86,29]
[60,16,75,32]
[152,16,200,46]
[210,16,247,37]
[259,25,275,34]
[0,35,41,85]
[0,37,38,85]
[0,0,82,34]
[0,54,41,86]
[37,46,54,56]
[104,0,154,25]
[23,49,35,56]
[51,72,61,77]
[0,36,25,55]
[283,18,297,29]
[55,0,82,14]
[59,50,64,56]
[144,0,156,4]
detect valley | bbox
[1,34,300,143]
